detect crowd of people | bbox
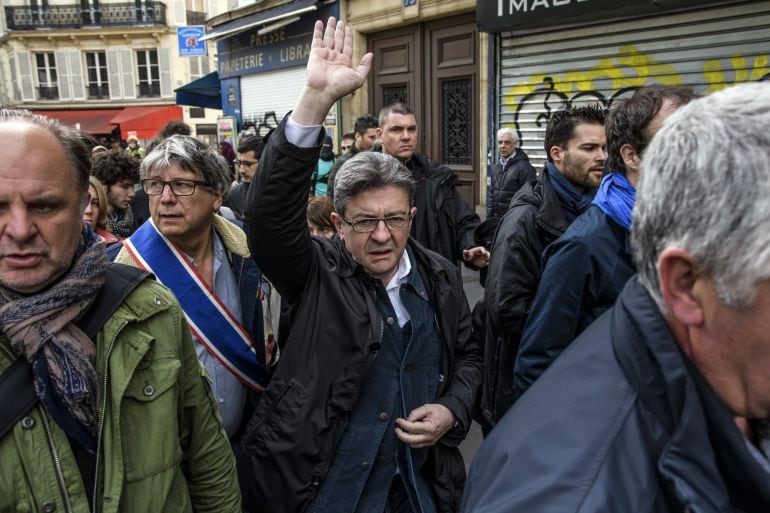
[1,16,769,513]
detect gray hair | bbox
[333,152,416,217]
[140,135,231,194]
[497,127,519,144]
[632,82,770,310]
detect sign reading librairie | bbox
[178,26,207,57]
[477,0,733,33]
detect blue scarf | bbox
[592,171,636,232]
[546,162,596,223]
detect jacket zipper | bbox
[92,321,126,513]
[40,407,74,513]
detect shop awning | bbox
[201,0,317,41]
[110,105,184,140]
[175,72,222,109]
[33,109,121,134]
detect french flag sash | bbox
[124,219,267,391]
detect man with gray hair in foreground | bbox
[238,17,480,513]
[461,81,770,512]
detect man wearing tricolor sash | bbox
[115,135,270,440]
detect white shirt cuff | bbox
[286,116,322,148]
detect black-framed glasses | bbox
[341,214,412,233]
[233,159,258,168]
[142,179,209,197]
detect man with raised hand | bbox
[239,18,480,513]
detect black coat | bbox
[486,149,537,219]
[240,120,482,513]
[405,154,480,264]
[479,169,569,426]
[462,277,770,513]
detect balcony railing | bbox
[38,86,59,100]
[5,2,167,30]
[88,83,110,99]
[137,82,161,97]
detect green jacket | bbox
[0,278,241,513]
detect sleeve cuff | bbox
[286,116,323,148]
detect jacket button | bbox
[378,412,389,421]
[386,317,395,325]
[21,416,35,429]
[154,297,162,306]
[310,473,321,486]
[42,502,56,513]
[361,461,370,470]
[143,385,155,397]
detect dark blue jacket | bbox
[486,149,537,219]
[514,205,634,394]
[462,277,770,513]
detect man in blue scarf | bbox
[480,105,605,430]
[515,85,697,396]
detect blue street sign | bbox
[178,26,207,57]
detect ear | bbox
[549,145,564,165]
[619,143,641,172]
[212,190,223,212]
[410,206,417,219]
[376,127,383,139]
[331,212,344,239]
[658,247,704,326]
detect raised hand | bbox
[292,17,374,126]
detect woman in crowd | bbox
[83,176,120,244]
[307,195,336,238]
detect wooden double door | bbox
[368,13,480,208]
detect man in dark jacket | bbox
[378,102,488,268]
[515,85,697,395]
[479,106,605,429]
[239,18,481,513]
[224,135,265,222]
[462,82,770,513]
[486,127,536,219]
[326,114,378,198]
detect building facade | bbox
[0,0,227,145]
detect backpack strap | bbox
[0,263,152,438]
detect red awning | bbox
[110,105,183,140]
[33,109,121,134]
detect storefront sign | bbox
[217,116,238,147]
[477,0,734,33]
[178,26,207,57]
[216,1,338,79]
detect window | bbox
[136,49,160,97]
[35,52,58,100]
[86,51,108,99]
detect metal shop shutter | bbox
[240,66,307,129]
[497,1,770,171]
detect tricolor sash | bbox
[124,220,267,391]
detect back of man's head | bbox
[237,135,265,157]
[633,82,770,310]
[92,149,140,186]
[606,85,697,173]
[544,105,606,163]
[0,109,91,193]
[157,120,192,141]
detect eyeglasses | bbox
[233,159,258,168]
[142,179,209,197]
[341,214,412,233]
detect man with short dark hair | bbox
[461,81,770,513]
[0,110,241,511]
[377,102,488,268]
[225,135,265,221]
[238,18,481,513]
[486,127,536,219]
[326,114,379,197]
[340,131,354,153]
[479,106,605,428]
[515,85,697,395]
[91,149,141,237]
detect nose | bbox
[370,219,392,243]
[3,206,37,242]
[127,187,136,199]
[159,183,177,203]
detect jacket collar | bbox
[612,278,770,511]
[534,167,571,238]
